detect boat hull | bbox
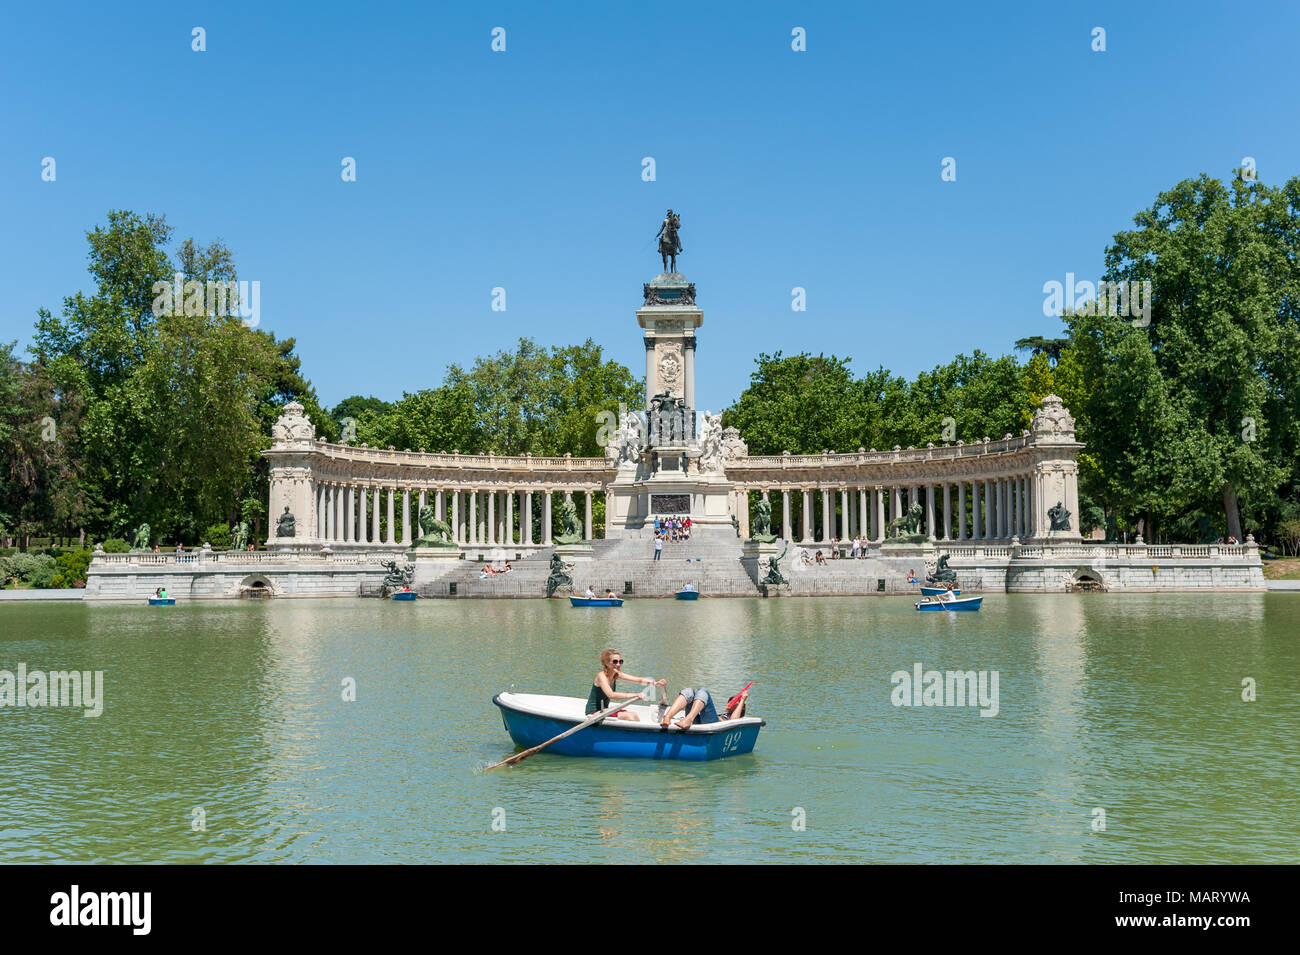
[674,590,699,600]
[569,597,623,607]
[147,598,175,606]
[919,586,960,597]
[915,596,982,611]
[390,591,418,601]
[493,693,763,761]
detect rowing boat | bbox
[390,591,418,601]
[147,597,175,606]
[492,692,763,760]
[674,588,699,600]
[915,595,982,611]
[919,586,961,596]
[569,596,623,607]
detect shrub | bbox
[101,538,130,553]
[204,523,231,550]
[1,553,57,588]
[51,549,92,588]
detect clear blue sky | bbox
[3,1,1297,414]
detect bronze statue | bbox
[927,554,958,584]
[554,499,583,544]
[276,506,296,538]
[751,497,777,543]
[1048,501,1071,532]
[380,559,414,595]
[657,209,682,273]
[413,504,456,548]
[761,544,789,586]
[545,553,573,598]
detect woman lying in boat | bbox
[659,686,749,730]
[586,649,667,722]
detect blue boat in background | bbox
[493,693,763,761]
[147,597,175,606]
[919,586,961,597]
[675,585,699,600]
[390,590,418,601]
[915,595,982,611]
[569,596,624,607]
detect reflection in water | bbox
[0,594,1295,863]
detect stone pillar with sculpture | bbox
[1027,394,1083,541]
[265,401,319,549]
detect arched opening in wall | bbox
[1066,571,1104,593]
[239,575,275,599]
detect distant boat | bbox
[147,597,175,606]
[920,586,961,597]
[493,692,763,760]
[570,596,623,607]
[915,595,982,612]
[390,591,418,601]
[675,587,699,600]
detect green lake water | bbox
[1,594,1296,864]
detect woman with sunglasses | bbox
[586,649,665,722]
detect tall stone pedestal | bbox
[410,547,462,586]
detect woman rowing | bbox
[586,649,665,723]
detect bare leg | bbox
[660,694,688,727]
[674,699,706,729]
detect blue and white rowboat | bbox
[919,586,961,597]
[915,595,983,611]
[675,588,699,600]
[147,597,175,606]
[492,692,764,761]
[390,591,418,601]
[569,596,624,607]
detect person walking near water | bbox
[586,649,665,722]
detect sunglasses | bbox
[610,659,623,665]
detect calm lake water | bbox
[1,594,1296,864]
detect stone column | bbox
[683,337,696,413]
[821,490,832,542]
[417,490,426,539]
[857,488,867,539]
[435,489,445,524]
[543,491,553,545]
[891,488,902,526]
[970,482,980,540]
[644,336,655,410]
[585,490,593,540]
[323,485,333,541]
[874,489,884,542]
[486,492,496,545]
[941,484,951,540]
[344,487,353,542]
[451,492,460,543]
[981,480,991,539]
[957,483,966,540]
[372,488,381,544]
[524,491,533,545]
[1003,480,1012,539]
[466,491,476,545]
[925,485,936,541]
[839,489,849,539]
[386,488,396,545]
[400,489,410,545]
[782,490,792,540]
[316,485,325,539]
[359,488,369,544]
[505,490,515,545]
[801,489,813,543]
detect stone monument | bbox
[409,502,461,585]
[604,211,738,538]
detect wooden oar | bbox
[487,689,651,770]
